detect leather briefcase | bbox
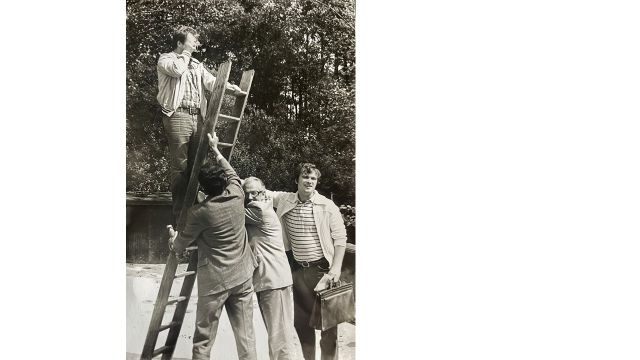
[309,281,355,331]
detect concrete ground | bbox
[126,264,355,360]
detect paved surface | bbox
[126,264,355,360]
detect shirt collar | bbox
[296,191,317,204]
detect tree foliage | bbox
[126,0,355,205]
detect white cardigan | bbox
[156,51,216,117]
[268,190,347,267]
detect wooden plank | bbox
[158,321,181,332]
[229,90,247,97]
[152,345,172,357]
[218,114,241,122]
[174,271,196,278]
[166,296,187,305]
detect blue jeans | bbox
[162,112,203,219]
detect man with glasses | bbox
[242,177,296,360]
[157,25,243,219]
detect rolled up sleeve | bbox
[157,53,189,78]
[328,204,347,247]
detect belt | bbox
[176,106,200,115]
[296,258,327,268]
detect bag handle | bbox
[328,279,342,289]
[315,279,342,297]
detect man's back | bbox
[193,192,248,267]
[245,200,293,292]
[177,156,257,296]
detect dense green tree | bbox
[126,0,355,205]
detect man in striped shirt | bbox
[267,163,347,360]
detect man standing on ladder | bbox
[157,25,243,219]
[168,133,258,360]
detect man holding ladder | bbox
[168,133,258,360]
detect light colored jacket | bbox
[269,191,347,267]
[156,52,216,117]
[245,200,293,292]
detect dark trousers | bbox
[192,278,257,360]
[162,112,203,221]
[291,258,338,360]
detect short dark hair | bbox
[198,161,227,197]
[295,163,321,182]
[171,25,198,49]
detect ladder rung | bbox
[175,271,196,279]
[152,345,173,357]
[218,142,233,148]
[218,114,241,122]
[158,321,182,332]
[226,89,247,97]
[185,246,198,251]
[166,296,187,305]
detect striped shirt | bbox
[180,62,200,108]
[282,199,324,262]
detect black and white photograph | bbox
[125,1,356,359]
[4,1,640,360]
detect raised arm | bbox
[207,133,242,196]
[157,51,190,78]
[264,190,289,209]
[202,64,244,94]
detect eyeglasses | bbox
[245,190,265,197]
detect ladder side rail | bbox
[227,70,255,162]
[140,254,180,360]
[161,251,199,360]
[175,60,232,231]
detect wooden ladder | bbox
[140,61,254,360]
